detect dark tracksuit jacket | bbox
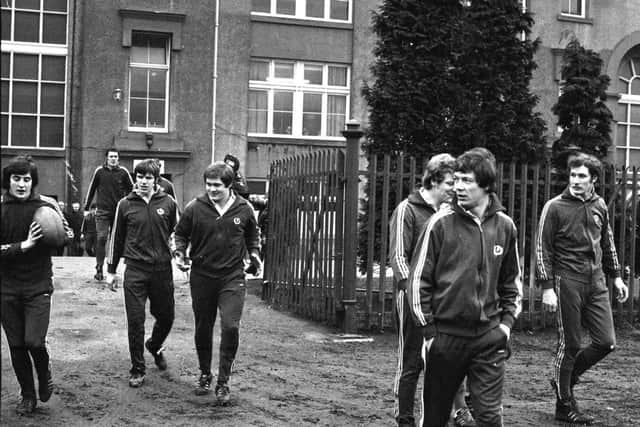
[408,193,522,339]
[388,189,437,424]
[106,189,179,374]
[84,164,133,215]
[535,187,621,287]
[174,194,260,278]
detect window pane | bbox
[14,12,39,42]
[1,82,9,112]
[327,95,346,136]
[1,115,7,146]
[330,0,349,20]
[302,93,322,136]
[328,66,347,86]
[42,56,66,81]
[306,0,324,18]
[131,41,147,63]
[252,0,270,12]
[12,82,38,113]
[43,13,67,44]
[273,91,292,135]
[40,117,64,148]
[148,35,168,65]
[615,124,627,147]
[248,90,267,133]
[130,68,147,98]
[41,83,64,114]
[250,60,269,81]
[1,10,11,41]
[148,70,166,99]
[148,100,165,128]
[274,62,294,79]
[631,78,640,96]
[15,0,40,10]
[44,0,68,12]
[1,53,10,78]
[14,54,38,80]
[304,64,323,85]
[11,116,37,147]
[129,99,147,127]
[276,0,295,15]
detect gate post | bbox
[341,120,364,333]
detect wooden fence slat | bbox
[378,155,392,330]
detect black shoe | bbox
[39,368,54,402]
[128,372,145,388]
[215,383,230,406]
[195,373,213,396]
[555,397,594,425]
[16,396,36,415]
[145,340,167,371]
[94,267,104,281]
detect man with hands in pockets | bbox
[407,149,522,427]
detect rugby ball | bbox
[33,206,66,247]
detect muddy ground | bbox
[2,257,639,426]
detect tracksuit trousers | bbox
[422,327,509,427]
[190,270,246,386]
[123,265,175,375]
[1,291,52,400]
[552,272,615,400]
[394,289,425,426]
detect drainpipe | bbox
[211,0,220,163]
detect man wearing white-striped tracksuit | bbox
[536,152,628,425]
[407,149,522,427]
[389,154,458,427]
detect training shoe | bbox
[195,373,213,396]
[128,372,145,388]
[215,383,230,406]
[555,398,594,425]
[454,407,477,427]
[94,266,104,281]
[145,340,167,371]
[16,396,36,415]
[39,369,54,402]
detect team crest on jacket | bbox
[593,214,602,228]
[156,208,165,215]
[493,245,504,256]
[234,217,241,225]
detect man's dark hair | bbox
[422,153,456,189]
[134,158,160,180]
[105,148,119,157]
[223,154,240,173]
[2,155,38,190]
[568,152,602,181]
[455,149,497,192]
[203,162,235,187]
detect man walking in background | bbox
[67,202,84,256]
[408,149,522,427]
[536,152,628,425]
[84,149,133,281]
[390,154,473,427]
[174,162,261,405]
[81,203,97,257]
[106,159,179,387]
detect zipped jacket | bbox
[535,187,621,289]
[389,190,436,285]
[1,192,71,296]
[84,164,133,214]
[106,189,178,273]
[175,193,259,279]
[407,194,522,339]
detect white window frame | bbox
[248,60,350,140]
[251,0,352,23]
[617,57,640,166]
[1,1,68,149]
[560,0,586,18]
[127,32,171,133]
